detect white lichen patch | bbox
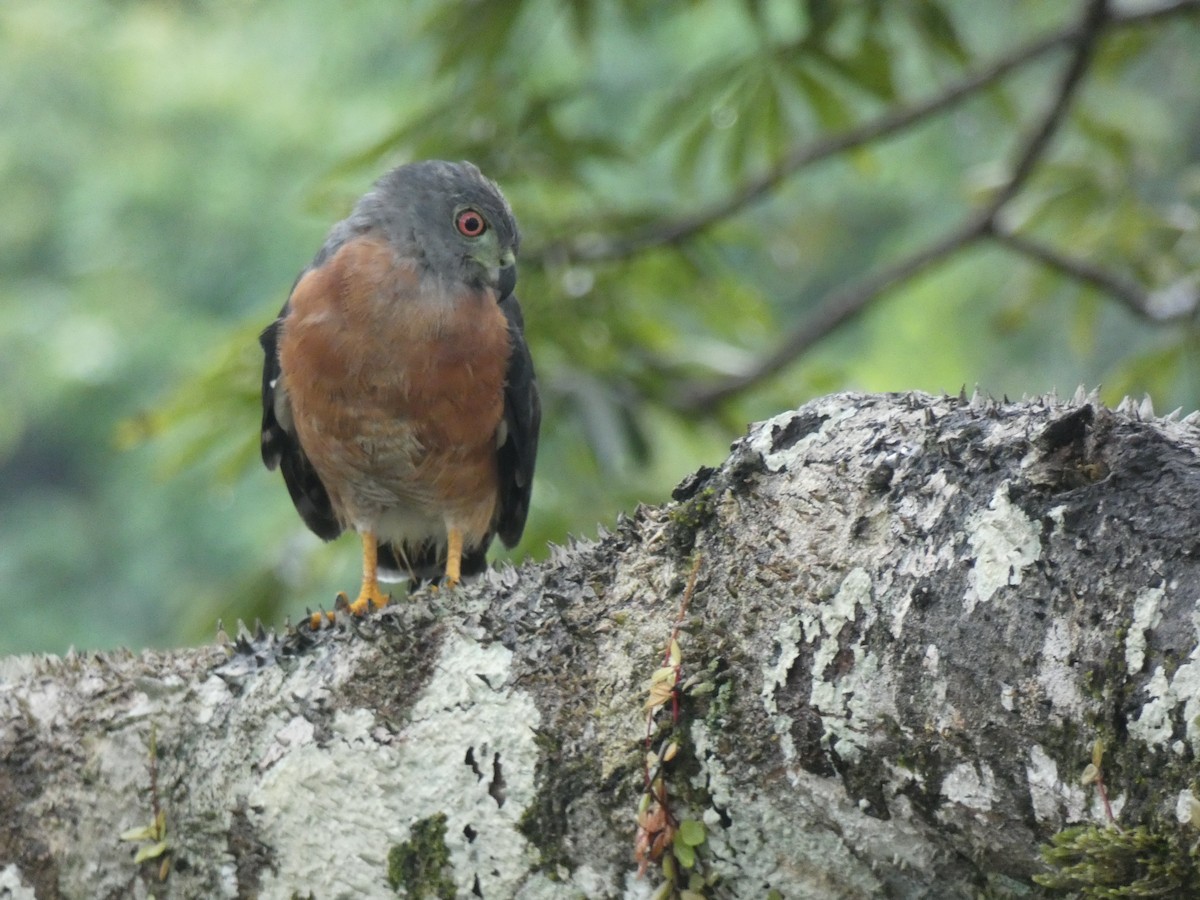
[0,864,35,900]
[1027,744,1062,824]
[1129,667,1176,747]
[896,469,960,535]
[760,615,805,718]
[923,644,939,675]
[1000,683,1015,712]
[745,400,858,471]
[1046,504,1068,537]
[692,717,944,896]
[1176,789,1200,825]
[760,613,807,773]
[913,644,958,733]
[895,535,957,583]
[1129,651,1200,753]
[1026,744,1089,825]
[821,568,874,637]
[1037,618,1087,719]
[1127,595,1200,752]
[24,679,66,731]
[1125,585,1165,674]
[250,632,545,899]
[761,569,892,770]
[689,721,893,898]
[256,714,317,771]
[964,482,1042,612]
[889,588,913,640]
[837,648,895,751]
[191,673,233,727]
[941,762,996,814]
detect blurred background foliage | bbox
[1,0,1198,654]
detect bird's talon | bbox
[307,608,335,631]
[345,585,391,617]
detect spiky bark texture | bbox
[3,391,1200,899]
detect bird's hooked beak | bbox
[497,247,517,299]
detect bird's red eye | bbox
[456,209,487,237]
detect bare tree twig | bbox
[532,0,1199,267]
[979,0,1110,215]
[672,222,990,409]
[990,227,1147,312]
[991,226,1200,322]
[674,0,1112,413]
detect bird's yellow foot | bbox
[428,573,460,595]
[305,583,390,631]
[342,581,391,617]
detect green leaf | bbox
[844,34,896,101]
[913,0,969,65]
[133,840,170,864]
[650,665,677,685]
[795,65,852,131]
[426,0,526,72]
[1075,111,1134,167]
[679,818,707,846]
[675,115,715,184]
[668,637,682,666]
[120,825,156,843]
[805,0,838,39]
[673,837,696,869]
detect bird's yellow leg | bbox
[309,530,390,629]
[445,526,463,588]
[346,529,391,615]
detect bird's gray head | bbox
[357,160,520,298]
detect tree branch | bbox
[531,0,1198,266]
[991,227,1145,313]
[673,222,990,409]
[980,0,1110,216]
[991,226,1200,322]
[7,392,1200,897]
[674,0,1112,413]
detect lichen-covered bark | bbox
[3,391,1200,899]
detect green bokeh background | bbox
[2,1,1197,654]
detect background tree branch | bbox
[532,0,1197,267]
[990,225,1200,322]
[674,0,1112,411]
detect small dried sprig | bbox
[1079,739,1117,827]
[635,556,711,899]
[119,724,173,882]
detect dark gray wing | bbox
[495,291,541,548]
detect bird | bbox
[258,160,540,625]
